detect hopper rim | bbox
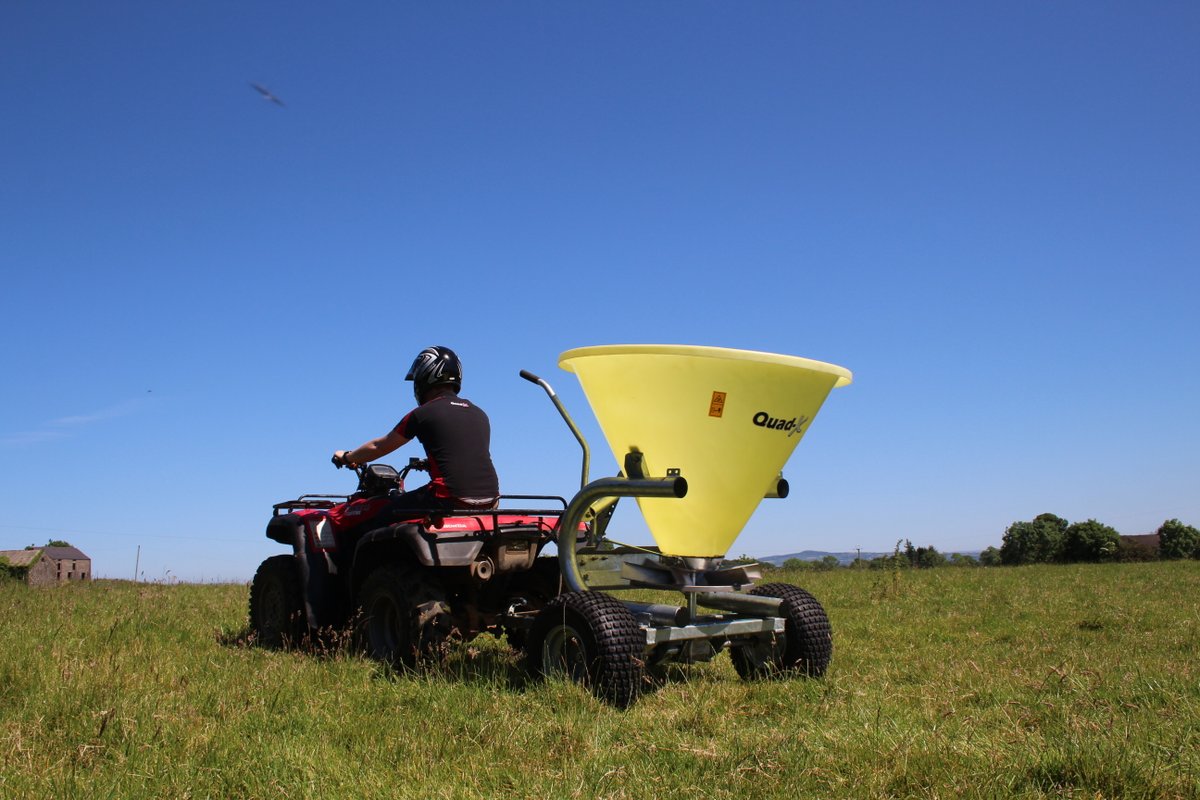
[559,344,852,388]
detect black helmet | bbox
[406,345,462,402]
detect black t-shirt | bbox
[394,394,499,503]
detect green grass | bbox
[2,562,1198,799]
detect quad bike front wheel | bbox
[528,591,644,708]
[730,582,832,679]
[357,562,452,669]
[249,555,307,649]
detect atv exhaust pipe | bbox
[470,556,494,582]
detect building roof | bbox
[0,549,42,568]
[1,546,90,566]
[43,546,90,561]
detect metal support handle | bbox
[521,369,591,490]
[556,475,687,593]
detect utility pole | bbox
[133,545,140,582]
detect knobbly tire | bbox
[528,591,644,708]
[356,562,452,669]
[249,555,307,649]
[730,582,833,680]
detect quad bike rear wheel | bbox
[249,555,307,649]
[730,582,832,679]
[528,591,644,708]
[357,562,452,669]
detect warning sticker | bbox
[709,391,726,418]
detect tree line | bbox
[997,514,1198,565]
[761,516,1200,571]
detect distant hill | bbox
[760,551,883,566]
[761,550,983,566]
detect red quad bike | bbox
[248,369,833,708]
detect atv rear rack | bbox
[273,492,570,518]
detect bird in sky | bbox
[249,82,285,107]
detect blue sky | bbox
[2,3,1197,581]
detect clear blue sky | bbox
[2,3,1197,581]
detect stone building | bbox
[0,546,91,587]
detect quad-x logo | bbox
[752,411,809,438]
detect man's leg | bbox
[284,517,339,630]
[385,484,450,517]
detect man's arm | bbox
[335,423,411,467]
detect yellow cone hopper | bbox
[558,345,851,559]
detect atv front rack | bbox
[273,495,348,514]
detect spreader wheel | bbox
[356,562,452,669]
[730,582,832,679]
[249,555,307,649]
[528,591,644,708]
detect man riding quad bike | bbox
[249,456,565,664]
[249,345,564,663]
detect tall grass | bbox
[1,562,1197,798]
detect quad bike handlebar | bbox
[346,458,427,498]
[395,457,427,491]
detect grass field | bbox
[2,561,1197,799]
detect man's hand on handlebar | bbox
[332,450,357,469]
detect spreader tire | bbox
[249,555,306,649]
[528,591,644,708]
[730,582,832,680]
[357,562,452,669]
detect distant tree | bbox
[898,539,944,568]
[1157,519,1200,560]
[979,547,1001,567]
[1034,513,1069,531]
[47,540,71,548]
[782,558,811,571]
[1062,519,1121,562]
[1000,514,1068,565]
[902,544,940,568]
[816,555,841,571]
[1000,522,1041,565]
[949,552,979,567]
